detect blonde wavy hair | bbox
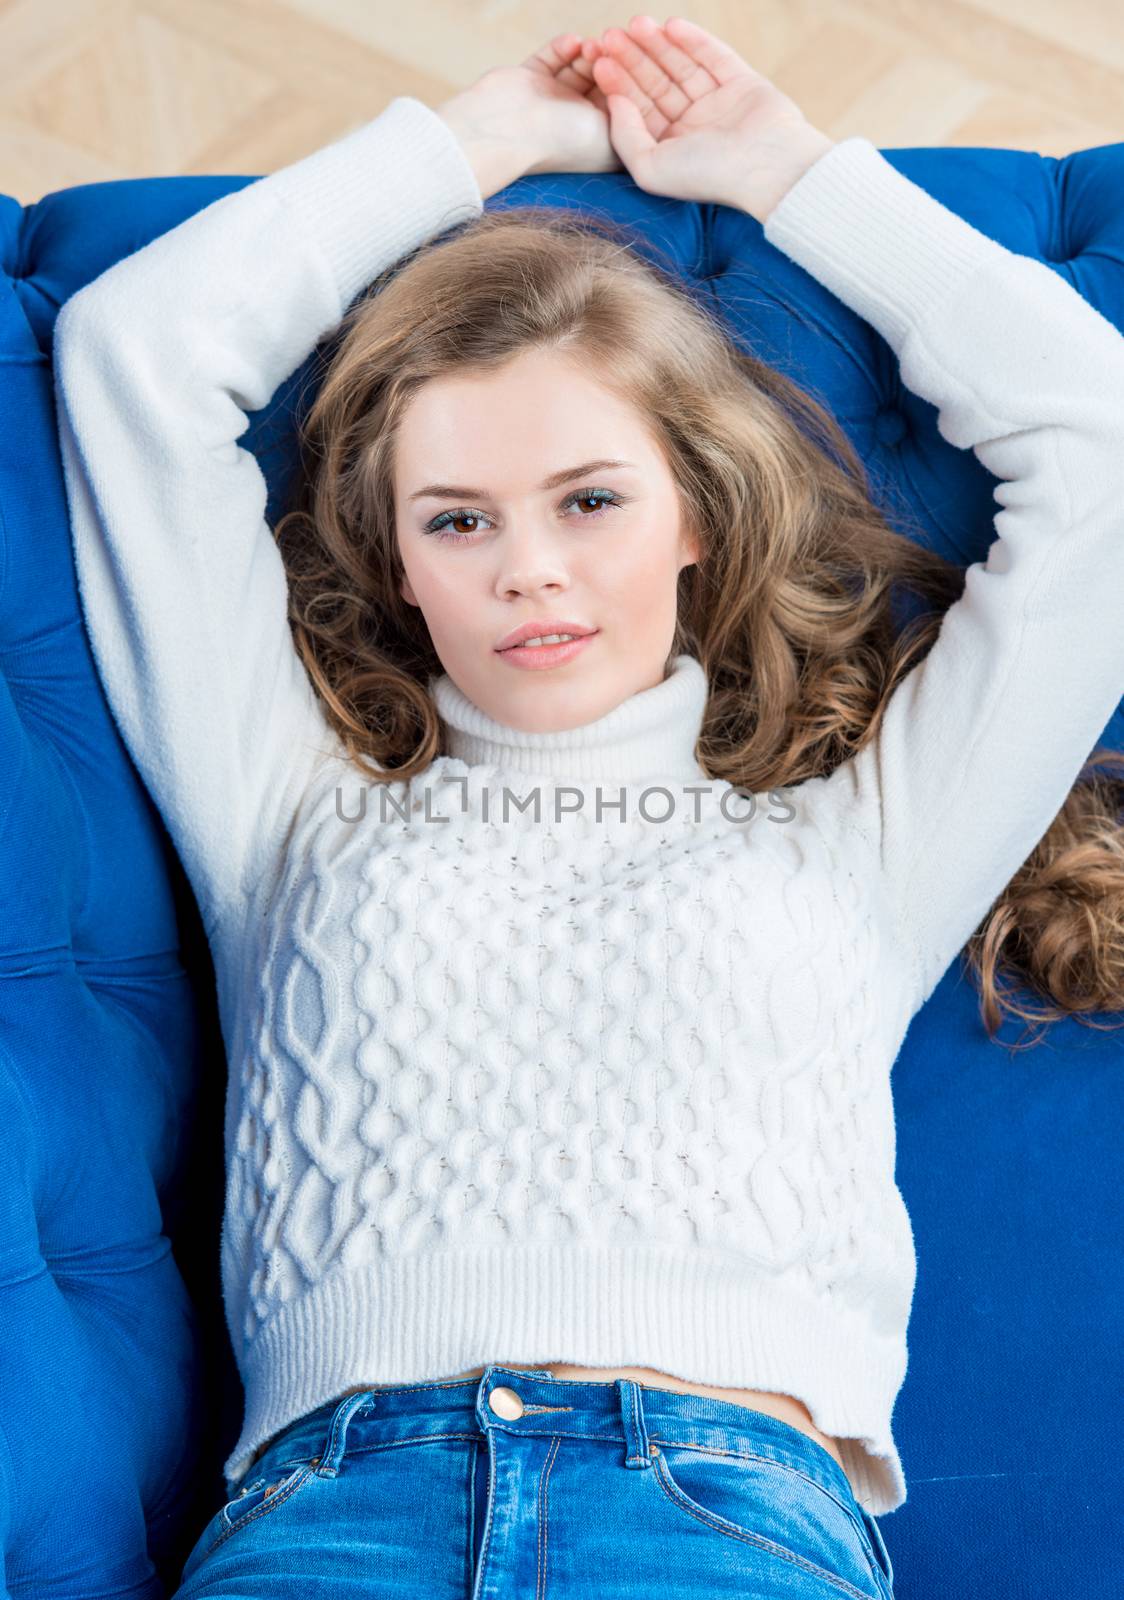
[273,202,1124,1048]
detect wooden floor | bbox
[2,0,1121,205]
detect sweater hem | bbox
[223,1243,909,1516]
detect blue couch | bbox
[1,134,1121,1598]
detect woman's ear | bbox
[400,575,419,607]
[678,524,702,571]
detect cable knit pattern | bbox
[51,97,1124,1520]
[240,683,897,1304]
[216,663,918,1515]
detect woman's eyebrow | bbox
[407,458,638,503]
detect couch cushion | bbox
[1,140,1121,1595]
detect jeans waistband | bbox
[258,1365,861,1522]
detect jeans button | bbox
[489,1385,526,1420]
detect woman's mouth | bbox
[497,632,598,670]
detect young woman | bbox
[53,14,1124,1598]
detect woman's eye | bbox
[423,487,626,544]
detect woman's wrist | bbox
[436,92,533,201]
[736,126,838,225]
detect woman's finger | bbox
[561,42,597,86]
[609,16,719,106]
[525,32,606,106]
[663,15,750,88]
[565,44,611,112]
[526,32,584,76]
[597,25,691,122]
[592,52,670,139]
[602,82,660,173]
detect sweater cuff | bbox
[762,135,1003,352]
[258,96,484,311]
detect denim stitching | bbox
[478,1426,497,1578]
[467,1438,480,1593]
[625,1381,650,1468]
[537,1436,561,1600]
[317,1407,345,1477]
[645,1433,862,1531]
[203,1462,317,1558]
[649,1446,877,1600]
[343,1376,479,1400]
[861,1512,896,1597]
[483,1422,855,1518]
[307,1428,483,1468]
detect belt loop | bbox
[617,1379,652,1471]
[316,1390,372,1478]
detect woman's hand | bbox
[583,15,836,221]
[437,34,622,201]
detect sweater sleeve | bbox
[52,96,483,937]
[763,137,1124,1008]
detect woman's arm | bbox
[52,27,618,943]
[760,136,1124,1008]
[52,97,486,940]
[591,15,1124,1010]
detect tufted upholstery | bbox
[2,138,1122,1598]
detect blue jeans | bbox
[173,1366,896,1598]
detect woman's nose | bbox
[494,524,571,593]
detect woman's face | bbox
[393,347,699,732]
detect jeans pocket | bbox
[202,1458,319,1558]
[649,1442,884,1600]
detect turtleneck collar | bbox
[429,653,710,784]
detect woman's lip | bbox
[496,631,598,670]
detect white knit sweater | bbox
[51,97,1124,1517]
